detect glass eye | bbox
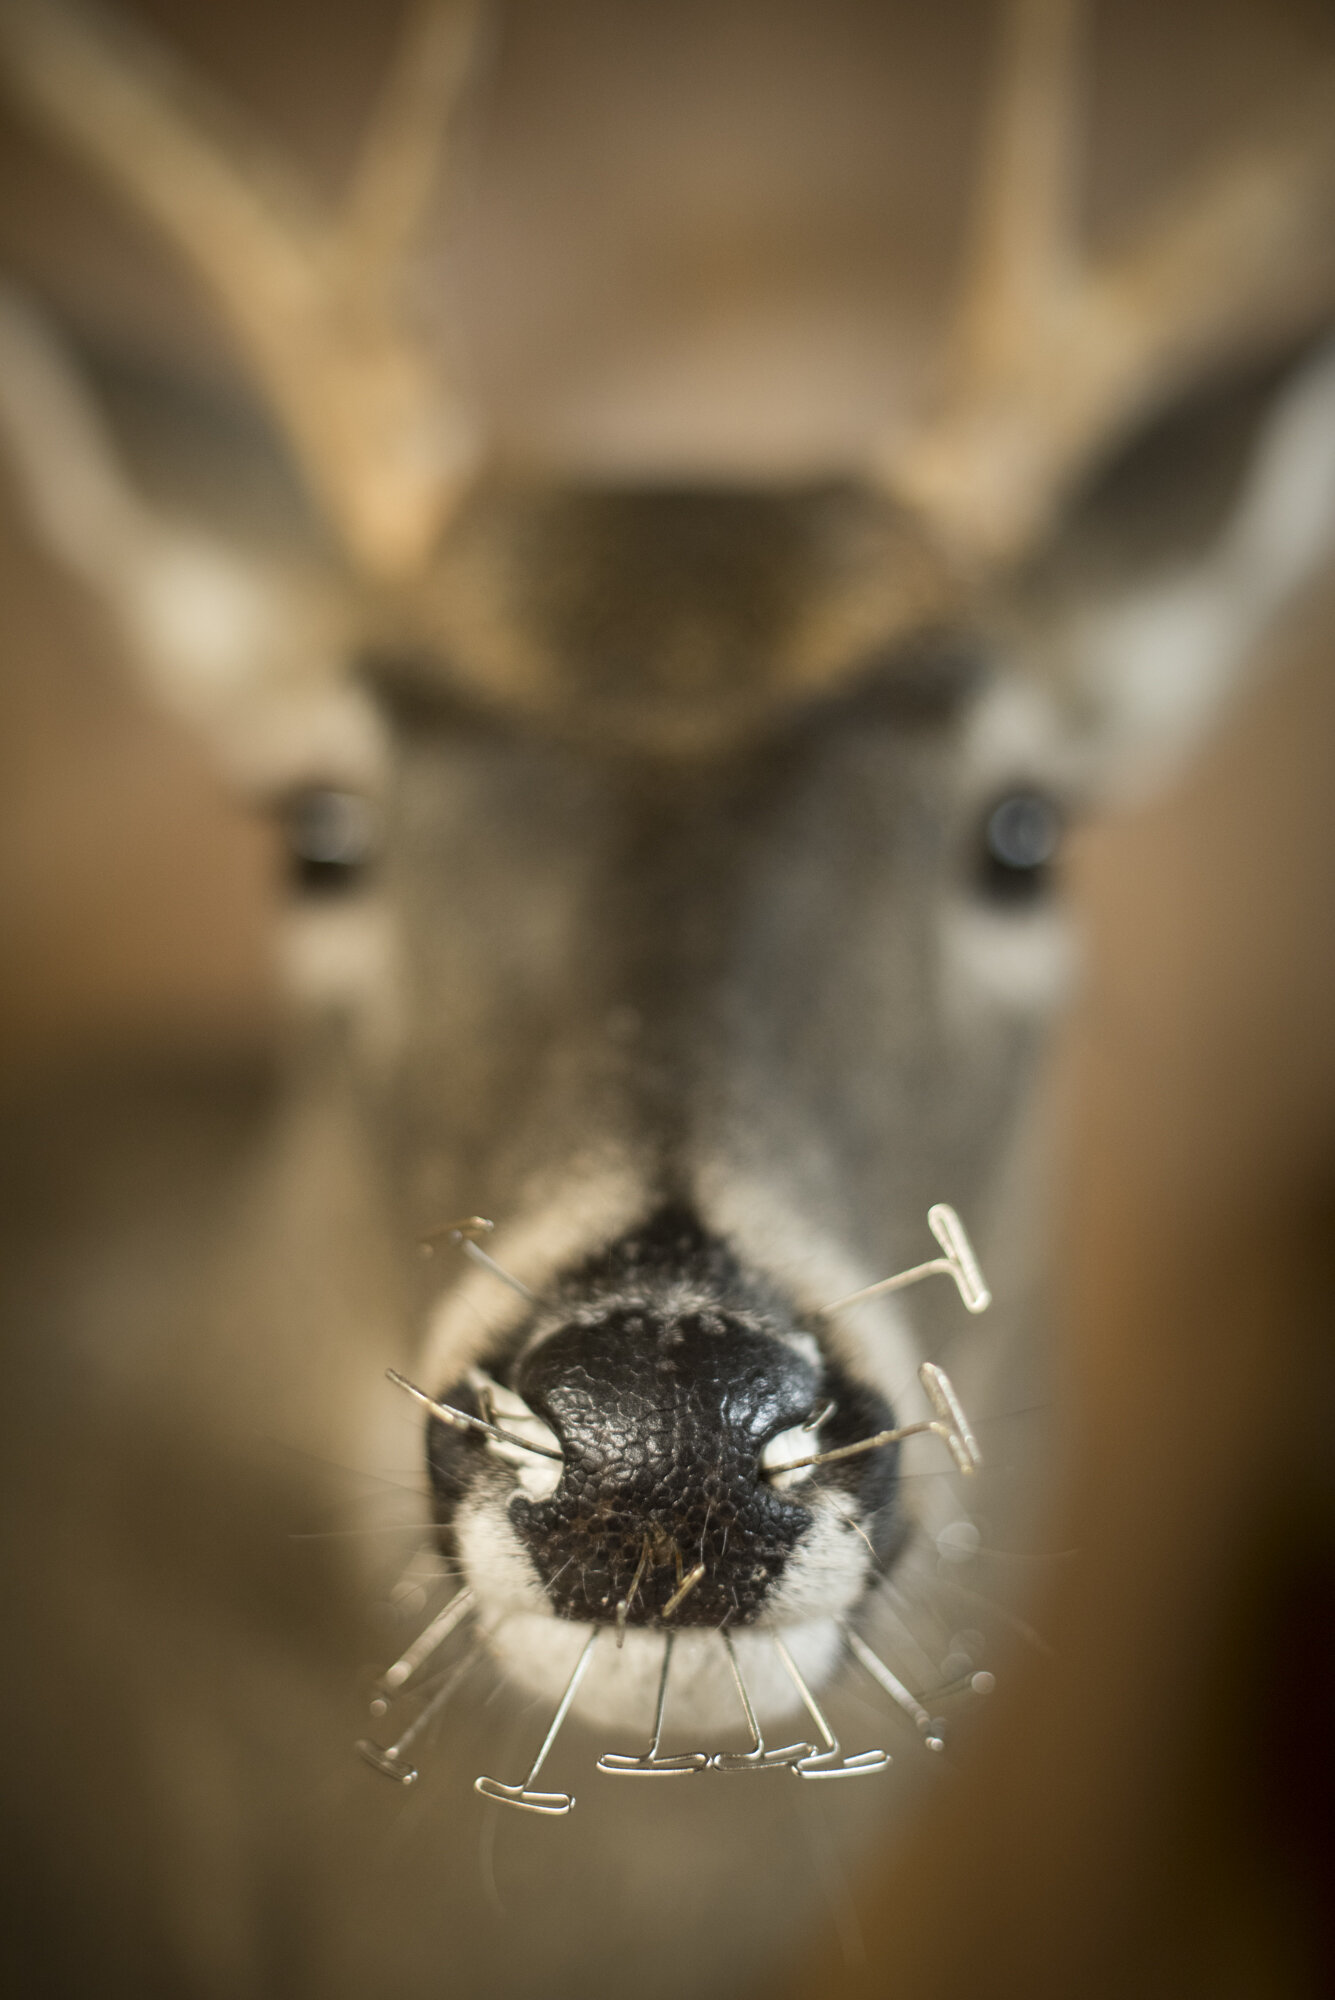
[277,787,378,895]
[976,791,1062,903]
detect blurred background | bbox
[0,2,1331,1995]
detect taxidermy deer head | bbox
[1,0,1334,1809]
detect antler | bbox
[0,0,484,581]
[882,0,1335,567]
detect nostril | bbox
[761,1421,822,1490]
[419,1369,563,1509]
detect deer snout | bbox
[428,1267,904,1640]
[505,1307,824,1627]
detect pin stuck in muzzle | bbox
[364,1203,991,1809]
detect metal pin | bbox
[926,1204,991,1311]
[926,1667,997,1701]
[846,1630,946,1752]
[764,1362,980,1477]
[418,1215,540,1304]
[386,1369,564,1462]
[419,1214,493,1253]
[921,1361,982,1470]
[371,1587,474,1711]
[712,1632,815,1771]
[817,1204,991,1318]
[357,1646,479,1784]
[597,1630,709,1776]
[459,1237,541,1303]
[475,1626,599,1814]
[660,1562,706,1621]
[772,1634,890,1778]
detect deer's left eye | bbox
[975,790,1063,903]
[277,787,379,894]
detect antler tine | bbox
[0,0,484,582]
[883,0,1335,568]
[340,0,484,285]
[939,0,1080,410]
[874,0,1081,559]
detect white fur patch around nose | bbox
[483,1613,843,1736]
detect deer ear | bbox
[1033,337,1335,806]
[0,284,383,794]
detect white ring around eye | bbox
[276,895,405,1061]
[939,898,1076,1019]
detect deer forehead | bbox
[373,477,966,757]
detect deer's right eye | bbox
[975,790,1063,904]
[277,787,379,895]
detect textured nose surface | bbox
[510,1304,819,1625]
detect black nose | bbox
[508,1303,821,1626]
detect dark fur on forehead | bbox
[427,1206,904,1624]
[383,476,966,757]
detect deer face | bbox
[2,0,1334,1794]
[255,479,1075,1730]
